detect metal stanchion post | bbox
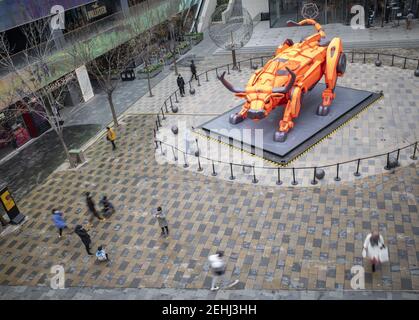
[311,167,318,185]
[229,163,235,180]
[252,165,258,184]
[334,163,341,181]
[164,101,168,113]
[291,168,298,185]
[276,168,282,185]
[211,161,217,176]
[354,159,361,176]
[384,153,391,170]
[411,142,418,160]
[161,107,165,120]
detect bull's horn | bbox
[217,72,245,94]
[272,67,296,94]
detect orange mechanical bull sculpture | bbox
[217,19,347,142]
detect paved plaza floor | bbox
[0,31,418,299]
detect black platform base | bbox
[10,213,26,225]
[198,84,382,165]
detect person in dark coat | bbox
[190,60,198,81]
[86,192,104,221]
[75,225,93,255]
[154,206,169,236]
[177,74,185,97]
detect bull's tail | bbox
[287,19,326,38]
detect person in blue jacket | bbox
[52,209,67,238]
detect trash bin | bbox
[69,149,86,166]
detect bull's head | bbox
[217,68,296,120]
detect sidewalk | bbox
[1,285,418,300]
[215,20,419,55]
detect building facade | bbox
[0,0,201,161]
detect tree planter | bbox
[137,65,163,79]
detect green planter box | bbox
[137,64,163,79]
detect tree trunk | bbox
[145,61,153,97]
[57,130,76,168]
[173,49,178,76]
[107,93,119,127]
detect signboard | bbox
[86,2,108,21]
[75,65,94,102]
[0,187,23,223]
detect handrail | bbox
[151,52,418,183]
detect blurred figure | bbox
[86,192,104,222]
[96,245,110,262]
[190,60,198,81]
[154,207,169,237]
[100,195,114,218]
[177,74,185,97]
[52,209,67,238]
[208,251,226,291]
[106,126,117,150]
[75,225,93,255]
[363,231,386,272]
[406,9,415,30]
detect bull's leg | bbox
[274,87,302,142]
[230,103,250,125]
[317,37,343,116]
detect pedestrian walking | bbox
[99,195,115,218]
[86,192,104,222]
[75,224,93,255]
[52,209,67,238]
[406,10,415,30]
[96,245,110,262]
[106,126,117,150]
[190,60,198,81]
[208,251,226,291]
[154,207,169,236]
[177,74,185,97]
[362,231,388,272]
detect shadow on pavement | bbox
[0,124,101,201]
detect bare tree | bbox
[0,19,78,168]
[71,33,134,127]
[127,5,157,97]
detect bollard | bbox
[171,146,177,161]
[206,71,209,82]
[161,107,165,120]
[157,114,161,127]
[252,165,258,184]
[403,57,407,69]
[227,64,230,75]
[197,75,201,86]
[229,163,235,180]
[363,52,366,64]
[154,140,158,149]
[261,57,264,66]
[351,52,354,63]
[211,161,217,176]
[153,128,156,138]
[250,58,253,68]
[189,81,192,91]
[411,142,418,160]
[391,55,395,66]
[311,167,318,185]
[183,152,189,168]
[164,100,168,113]
[174,91,179,103]
[215,68,218,77]
[155,120,159,131]
[238,61,241,72]
[276,168,282,185]
[291,168,298,185]
[354,159,361,176]
[169,95,174,109]
[334,163,341,181]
